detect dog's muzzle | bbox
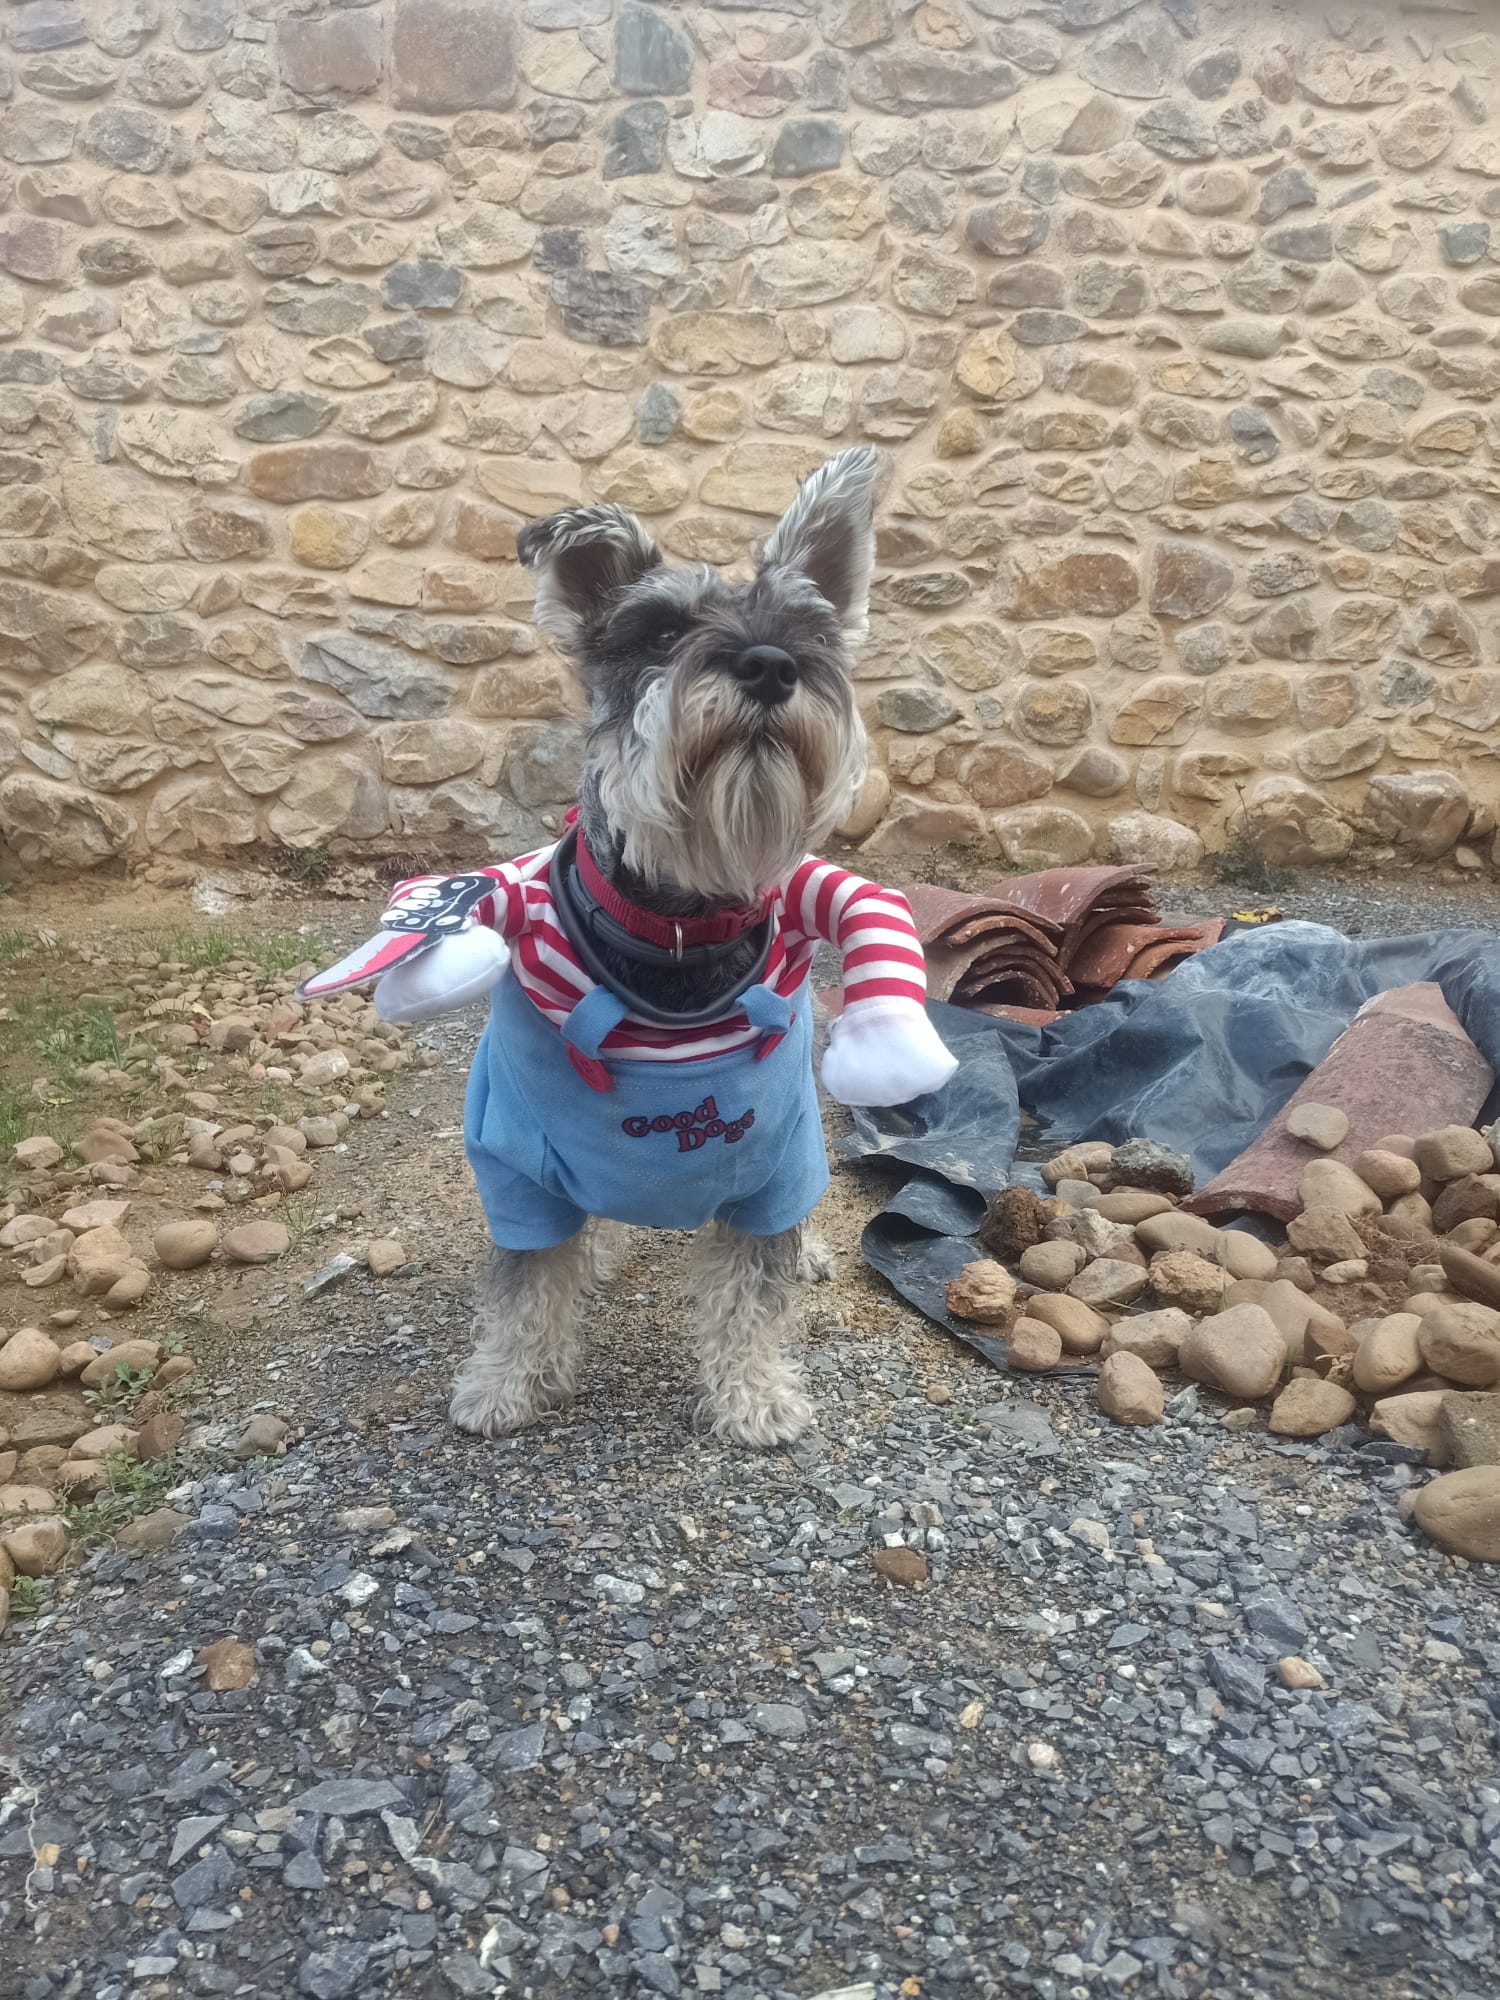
[733,644,797,707]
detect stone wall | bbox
[1,0,1498,878]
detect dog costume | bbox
[300,823,957,1248]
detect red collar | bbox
[571,816,771,951]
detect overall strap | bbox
[561,986,629,1093]
[740,982,794,1061]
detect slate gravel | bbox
[4,887,1500,2000]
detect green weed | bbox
[7,1576,42,1620]
[65,1452,180,1551]
[83,1361,157,1415]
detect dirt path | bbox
[1,872,1498,2000]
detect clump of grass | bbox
[83,1361,157,1415]
[65,1451,180,1552]
[4,999,125,1087]
[282,1195,319,1247]
[253,933,323,980]
[287,844,333,887]
[138,1114,185,1164]
[0,926,29,965]
[7,1576,42,1620]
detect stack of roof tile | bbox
[907,868,1224,1024]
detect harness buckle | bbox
[673,919,684,962]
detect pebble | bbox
[1025,1293,1109,1355]
[1300,1158,1383,1219]
[1213,1228,1278,1281]
[1096,1350,1163,1426]
[1413,1124,1494,1183]
[70,1422,137,1461]
[137,1410,186,1461]
[870,1546,928,1587]
[115,1506,189,1551]
[1277,1656,1324,1690]
[1093,1188,1174,1224]
[224,1220,291,1264]
[1067,1256,1148,1309]
[1439,1241,1500,1315]
[235,1414,289,1459]
[1181,1303,1288,1399]
[1,1515,68,1575]
[1101,1306,1191,1369]
[1017,1239,1084,1289]
[945,1259,1017,1323]
[1355,1148,1423,1200]
[1007,1318,1063,1371]
[154,1218,218,1269]
[60,1197,130,1233]
[0,1327,61,1391]
[1268,1376,1356,1436]
[1148,1248,1228,1313]
[364,1237,408,1278]
[1135,1209,1220,1256]
[1286,1204,1367,1265]
[1287,1102,1348,1151]
[1371,1389,1450,1453]
[1351,1312,1423,1394]
[198,1637,257,1689]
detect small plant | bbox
[0,926,28,965]
[139,1114,185,1164]
[287,844,333,887]
[8,1576,42,1620]
[282,1195,318,1247]
[65,1451,179,1551]
[1207,840,1294,898]
[83,1361,157,1414]
[253,932,323,981]
[14,1000,126,1086]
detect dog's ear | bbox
[516,505,663,655]
[759,446,877,642]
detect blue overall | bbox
[463,971,829,1248]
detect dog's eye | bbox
[649,624,682,650]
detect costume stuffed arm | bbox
[784,859,959,1109]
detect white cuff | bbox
[820,997,958,1108]
[373,927,509,1023]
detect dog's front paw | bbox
[450,1357,571,1438]
[700,1374,815,1449]
[797,1234,836,1283]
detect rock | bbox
[69,1422,136,1462]
[945,1260,1017,1325]
[1277,1656,1324,1690]
[0,1328,61,1392]
[977,1185,1052,1261]
[1413,1467,1500,1561]
[1025,1294,1110,1356]
[1068,1258,1148,1309]
[1102,1307,1191,1370]
[235,1414,288,1459]
[391,0,517,114]
[1136,1210,1219,1256]
[0,1485,62,1517]
[224,1221,291,1265]
[1018,1241,1085,1290]
[1095,1190,1175,1226]
[1286,1206,1367,1265]
[1269,1377,1357,1437]
[1356,1149,1422,1200]
[115,1506,189,1551]
[1419,1302,1500,1387]
[136,1411,185,1462]
[1440,1244,1500,1315]
[1414,1125,1493,1183]
[1436,1393,1500,1471]
[1007,1318,1063,1371]
[1352,1313,1425,1395]
[871,1545,928,1587]
[1181,1304,1288,1399]
[13,1136,64,1170]
[1,1516,68,1576]
[1373,1389,1450,1453]
[1287,1103,1349,1152]
[1301,1158,1384,1218]
[1213,1231,1278,1282]
[198,1637,257,1690]
[67,1226,141,1298]
[154,1219,217,1270]
[1150,1250,1228,1314]
[365,1237,407,1278]
[80,1339,159,1388]
[1110,1139,1193,1197]
[1097,1351,1163,1426]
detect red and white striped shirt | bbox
[461,845,928,1062]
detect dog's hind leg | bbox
[690,1220,814,1448]
[450,1238,591,1438]
[584,1217,633,1291]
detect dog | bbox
[302,448,957,1445]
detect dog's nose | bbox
[733,645,798,706]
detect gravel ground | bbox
[4,879,1500,2000]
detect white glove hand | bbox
[820,997,958,1108]
[373,927,509,1024]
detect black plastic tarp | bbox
[845,921,1500,1352]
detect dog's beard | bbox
[595,670,866,904]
